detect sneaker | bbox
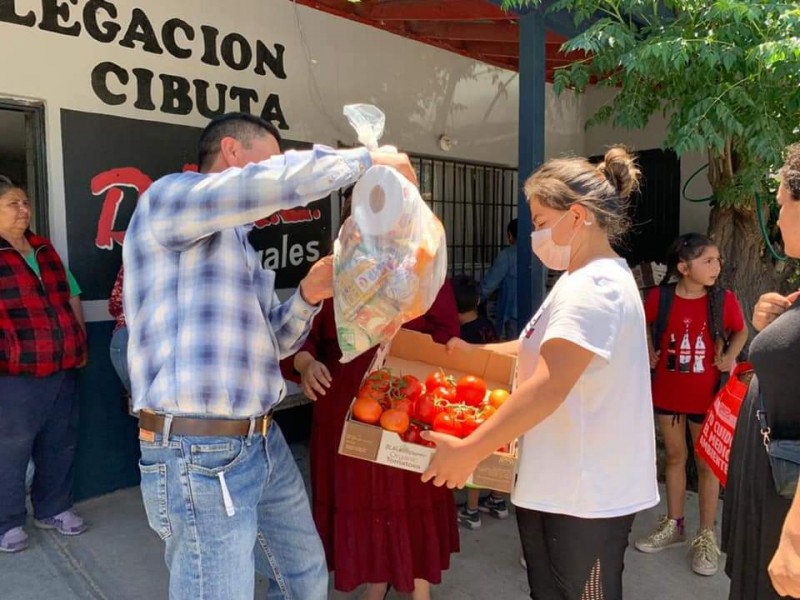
[634,516,685,553]
[458,507,482,530]
[0,527,29,553]
[690,528,721,576]
[34,510,88,536]
[478,494,509,519]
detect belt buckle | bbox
[261,415,269,437]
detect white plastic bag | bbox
[334,105,447,362]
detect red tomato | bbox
[392,397,413,414]
[365,369,392,393]
[403,423,423,444]
[380,408,410,434]
[456,375,487,408]
[414,393,437,425]
[353,397,383,425]
[433,397,451,417]
[397,374,423,404]
[488,388,510,409]
[461,413,485,437]
[425,370,447,391]
[357,384,385,404]
[429,385,456,403]
[425,370,454,392]
[480,405,497,420]
[432,412,462,437]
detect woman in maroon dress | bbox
[291,281,461,600]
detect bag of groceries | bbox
[333,104,447,362]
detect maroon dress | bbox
[297,282,461,593]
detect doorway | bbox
[0,99,48,235]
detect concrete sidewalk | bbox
[1,445,730,599]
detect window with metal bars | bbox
[410,154,518,282]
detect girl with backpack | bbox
[635,233,747,576]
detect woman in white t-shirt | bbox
[422,147,659,599]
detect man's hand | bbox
[753,291,800,332]
[420,431,481,489]
[300,360,332,401]
[299,256,333,306]
[369,152,418,187]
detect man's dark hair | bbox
[507,218,518,242]
[452,274,481,314]
[198,113,282,172]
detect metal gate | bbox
[410,154,518,282]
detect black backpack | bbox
[652,284,727,359]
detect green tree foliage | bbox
[505,0,800,316]
[504,0,800,202]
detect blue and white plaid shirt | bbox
[123,145,371,418]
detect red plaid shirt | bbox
[0,232,87,376]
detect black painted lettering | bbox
[220,32,251,71]
[194,79,227,119]
[119,7,163,54]
[199,25,219,66]
[229,86,258,113]
[254,42,286,79]
[39,0,80,37]
[159,74,192,115]
[0,1,35,27]
[260,94,289,130]
[131,68,156,110]
[162,18,194,60]
[91,61,128,105]
[83,0,121,43]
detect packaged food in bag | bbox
[333,105,447,362]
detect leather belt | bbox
[138,410,272,437]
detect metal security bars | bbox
[410,154,518,282]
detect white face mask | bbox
[530,212,577,271]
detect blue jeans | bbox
[0,370,79,536]
[138,422,327,600]
[109,326,130,393]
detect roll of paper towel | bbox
[351,166,413,237]
[334,164,447,363]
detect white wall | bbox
[0,0,587,260]
[582,87,712,236]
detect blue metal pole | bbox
[517,7,547,332]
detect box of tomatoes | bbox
[338,329,518,493]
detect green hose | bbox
[755,192,788,262]
[682,162,786,262]
[682,163,715,203]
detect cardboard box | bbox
[338,329,519,493]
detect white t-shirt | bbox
[511,258,659,518]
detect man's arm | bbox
[149,146,371,250]
[270,256,333,358]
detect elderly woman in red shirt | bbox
[0,176,88,553]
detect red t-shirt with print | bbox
[645,288,745,415]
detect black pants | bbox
[517,507,635,600]
[0,370,79,535]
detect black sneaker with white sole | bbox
[458,508,482,530]
[478,495,509,519]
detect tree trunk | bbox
[708,203,792,339]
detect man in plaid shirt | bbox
[123,112,416,600]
